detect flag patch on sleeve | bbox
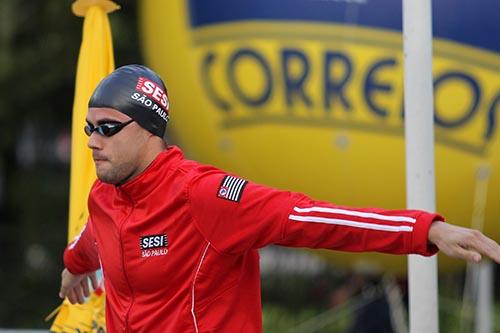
[217,175,248,202]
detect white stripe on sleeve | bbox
[293,206,416,223]
[289,214,413,232]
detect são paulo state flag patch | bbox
[217,175,248,202]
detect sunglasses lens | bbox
[84,125,93,136]
[97,125,112,137]
[106,127,119,137]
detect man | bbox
[59,64,500,333]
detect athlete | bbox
[59,65,500,333]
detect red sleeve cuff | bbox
[63,242,99,275]
[411,212,444,256]
[64,246,86,275]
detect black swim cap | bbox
[89,64,170,138]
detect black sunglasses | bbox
[84,119,134,137]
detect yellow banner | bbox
[50,1,118,331]
[67,0,118,241]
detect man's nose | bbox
[87,132,103,150]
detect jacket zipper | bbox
[119,193,135,333]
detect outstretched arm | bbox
[189,171,441,256]
[189,169,500,262]
[428,222,500,263]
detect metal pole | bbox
[402,1,439,332]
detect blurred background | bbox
[0,0,499,332]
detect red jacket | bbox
[64,146,441,333]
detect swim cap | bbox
[89,64,170,138]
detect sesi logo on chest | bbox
[140,234,169,258]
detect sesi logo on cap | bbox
[135,77,170,111]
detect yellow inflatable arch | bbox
[140,0,500,273]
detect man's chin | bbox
[96,169,134,185]
[95,163,136,185]
[96,168,120,185]
[96,174,119,184]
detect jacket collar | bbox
[115,145,183,201]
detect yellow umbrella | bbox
[48,0,119,331]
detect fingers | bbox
[89,271,99,290]
[81,278,90,298]
[66,286,85,304]
[437,240,480,263]
[64,285,89,305]
[452,245,482,263]
[464,231,500,264]
[430,223,500,264]
[59,269,100,304]
[59,269,73,299]
[67,290,77,304]
[74,284,85,304]
[59,285,68,299]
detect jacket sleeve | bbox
[188,170,442,256]
[63,218,100,274]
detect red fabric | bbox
[64,222,100,275]
[64,145,442,333]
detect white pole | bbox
[402,1,439,333]
[475,260,493,333]
[469,164,493,333]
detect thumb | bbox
[59,285,67,299]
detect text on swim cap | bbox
[130,92,169,122]
[136,77,169,111]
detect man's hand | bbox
[59,268,98,304]
[428,222,500,264]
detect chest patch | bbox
[217,175,248,203]
[140,234,169,258]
